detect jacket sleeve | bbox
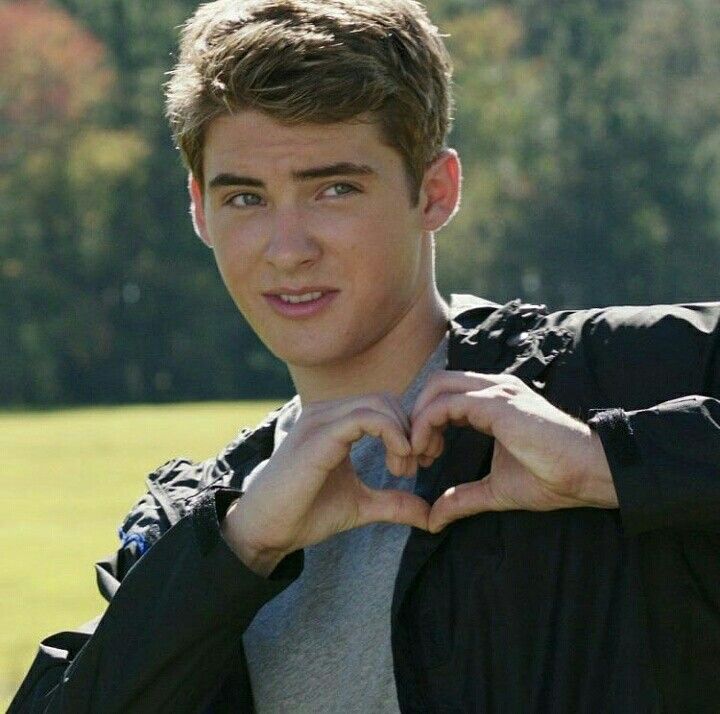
[588,396,720,535]
[578,302,720,535]
[8,475,303,714]
[571,302,720,713]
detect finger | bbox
[427,478,506,533]
[335,408,411,452]
[359,487,430,531]
[381,392,411,436]
[412,391,498,455]
[426,429,445,459]
[328,404,415,478]
[328,409,417,477]
[386,451,419,478]
[307,393,411,446]
[306,392,405,425]
[389,453,418,477]
[412,427,445,467]
[411,371,507,421]
[352,396,414,473]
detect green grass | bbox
[0,400,283,708]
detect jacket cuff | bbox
[192,487,304,582]
[589,397,720,535]
[587,408,652,536]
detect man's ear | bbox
[188,174,213,248]
[419,149,462,233]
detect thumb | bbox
[428,478,504,533]
[359,487,430,531]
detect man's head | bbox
[166,0,460,390]
[165,0,454,205]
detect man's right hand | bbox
[221,394,430,576]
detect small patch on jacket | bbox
[117,527,150,557]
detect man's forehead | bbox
[203,110,394,180]
[206,110,381,148]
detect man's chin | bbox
[267,338,359,370]
[275,348,341,369]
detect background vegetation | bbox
[1,0,718,406]
[0,401,281,707]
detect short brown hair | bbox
[165,0,454,204]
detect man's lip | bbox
[263,290,339,318]
[263,287,338,296]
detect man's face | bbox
[191,110,450,369]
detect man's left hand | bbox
[410,371,619,534]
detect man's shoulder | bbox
[538,300,720,409]
[118,401,290,555]
[450,295,720,405]
[451,293,720,333]
[451,294,720,351]
[542,300,720,337]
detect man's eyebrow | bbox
[208,173,264,189]
[207,162,376,190]
[292,162,376,181]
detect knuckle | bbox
[390,492,404,523]
[489,382,517,400]
[425,371,445,390]
[363,394,388,412]
[349,406,374,422]
[445,485,464,509]
[504,374,525,390]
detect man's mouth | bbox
[277,291,324,304]
[263,288,339,318]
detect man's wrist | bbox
[220,499,287,578]
[579,427,619,508]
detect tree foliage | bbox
[2,0,719,405]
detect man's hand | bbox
[410,371,618,534]
[222,394,429,576]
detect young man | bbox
[11,1,720,712]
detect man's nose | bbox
[263,208,321,272]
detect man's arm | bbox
[9,488,302,714]
[579,302,720,534]
[408,302,720,533]
[588,396,720,534]
[576,302,720,713]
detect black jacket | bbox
[10,296,720,713]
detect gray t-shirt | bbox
[241,335,448,713]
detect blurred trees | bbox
[0,0,136,403]
[1,0,288,404]
[1,0,719,406]
[435,0,720,306]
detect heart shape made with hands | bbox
[225,370,616,574]
[404,370,617,533]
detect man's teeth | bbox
[279,291,324,304]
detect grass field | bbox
[0,400,283,709]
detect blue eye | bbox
[229,193,264,207]
[324,183,358,197]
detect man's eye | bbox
[228,193,263,207]
[322,183,358,198]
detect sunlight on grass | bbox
[0,400,282,707]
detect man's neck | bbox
[289,287,449,404]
